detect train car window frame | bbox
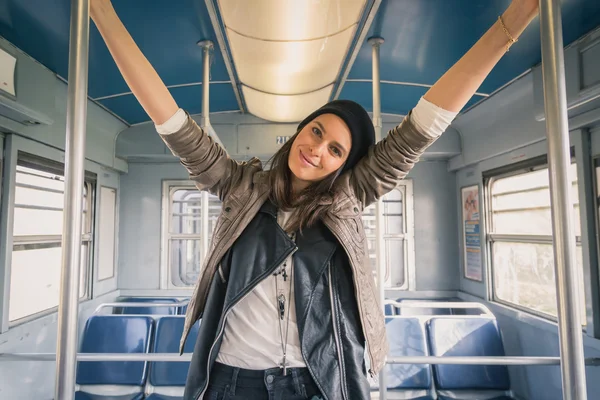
[161,180,222,289]
[8,153,95,326]
[485,158,586,323]
[361,180,415,290]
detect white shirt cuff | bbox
[411,97,457,139]
[155,108,187,135]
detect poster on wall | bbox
[462,185,482,281]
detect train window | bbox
[9,157,94,323]
[488,163,585,320]
[362,184,411,288]
[165,184,222,287]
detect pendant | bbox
[278,294,285,320]
[280,356,288,375]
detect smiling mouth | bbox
[299,150,317,167]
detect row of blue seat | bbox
[76,315,199,400]
[84,297,514,400]
[77,315,515,400]
[379,316,516,400]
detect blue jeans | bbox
[203,362,324,400]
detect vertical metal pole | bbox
[369,36,387,400]
[539,1,588,399]
[55,0,89,399]
[197,40,214,129]
[197,39,223,148]
[197,39,216,259]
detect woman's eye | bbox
[331,147,341,157]
[312,127,322,137]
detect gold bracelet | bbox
[498,15,518,52]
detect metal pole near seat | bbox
[539,0,588,399]
[54,0,90,399]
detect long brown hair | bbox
[268,131,344,232]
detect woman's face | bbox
[288,113,352,191]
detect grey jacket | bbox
[159,110,437,375]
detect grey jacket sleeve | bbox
[158,112,260,201]
[349,111,438,208]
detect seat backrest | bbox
[76,316,154,385]
[383,317,431,390]
[426,317,510,390]
[114,297,179,315]
[149,317,201,386]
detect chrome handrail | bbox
[384,300,494,316]
[93,300,189,314]
[2,353,599,366]
[386,356,600,366]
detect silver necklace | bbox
[273,231,295,375]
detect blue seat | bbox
[75,316,154,399]
[372,317,434,399]
[426,317,515,400]
[113,297,179,315]
[147,317,201,399]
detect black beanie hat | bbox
[297,100,375,173]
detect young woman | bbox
[90,1,540,399]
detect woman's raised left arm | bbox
[348,0,539,207]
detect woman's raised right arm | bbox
[90,0,178,124]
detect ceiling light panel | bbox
[227,27,354,95]
[242,84,333,123]
[219,0,364,41]
[218,0,367,122]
